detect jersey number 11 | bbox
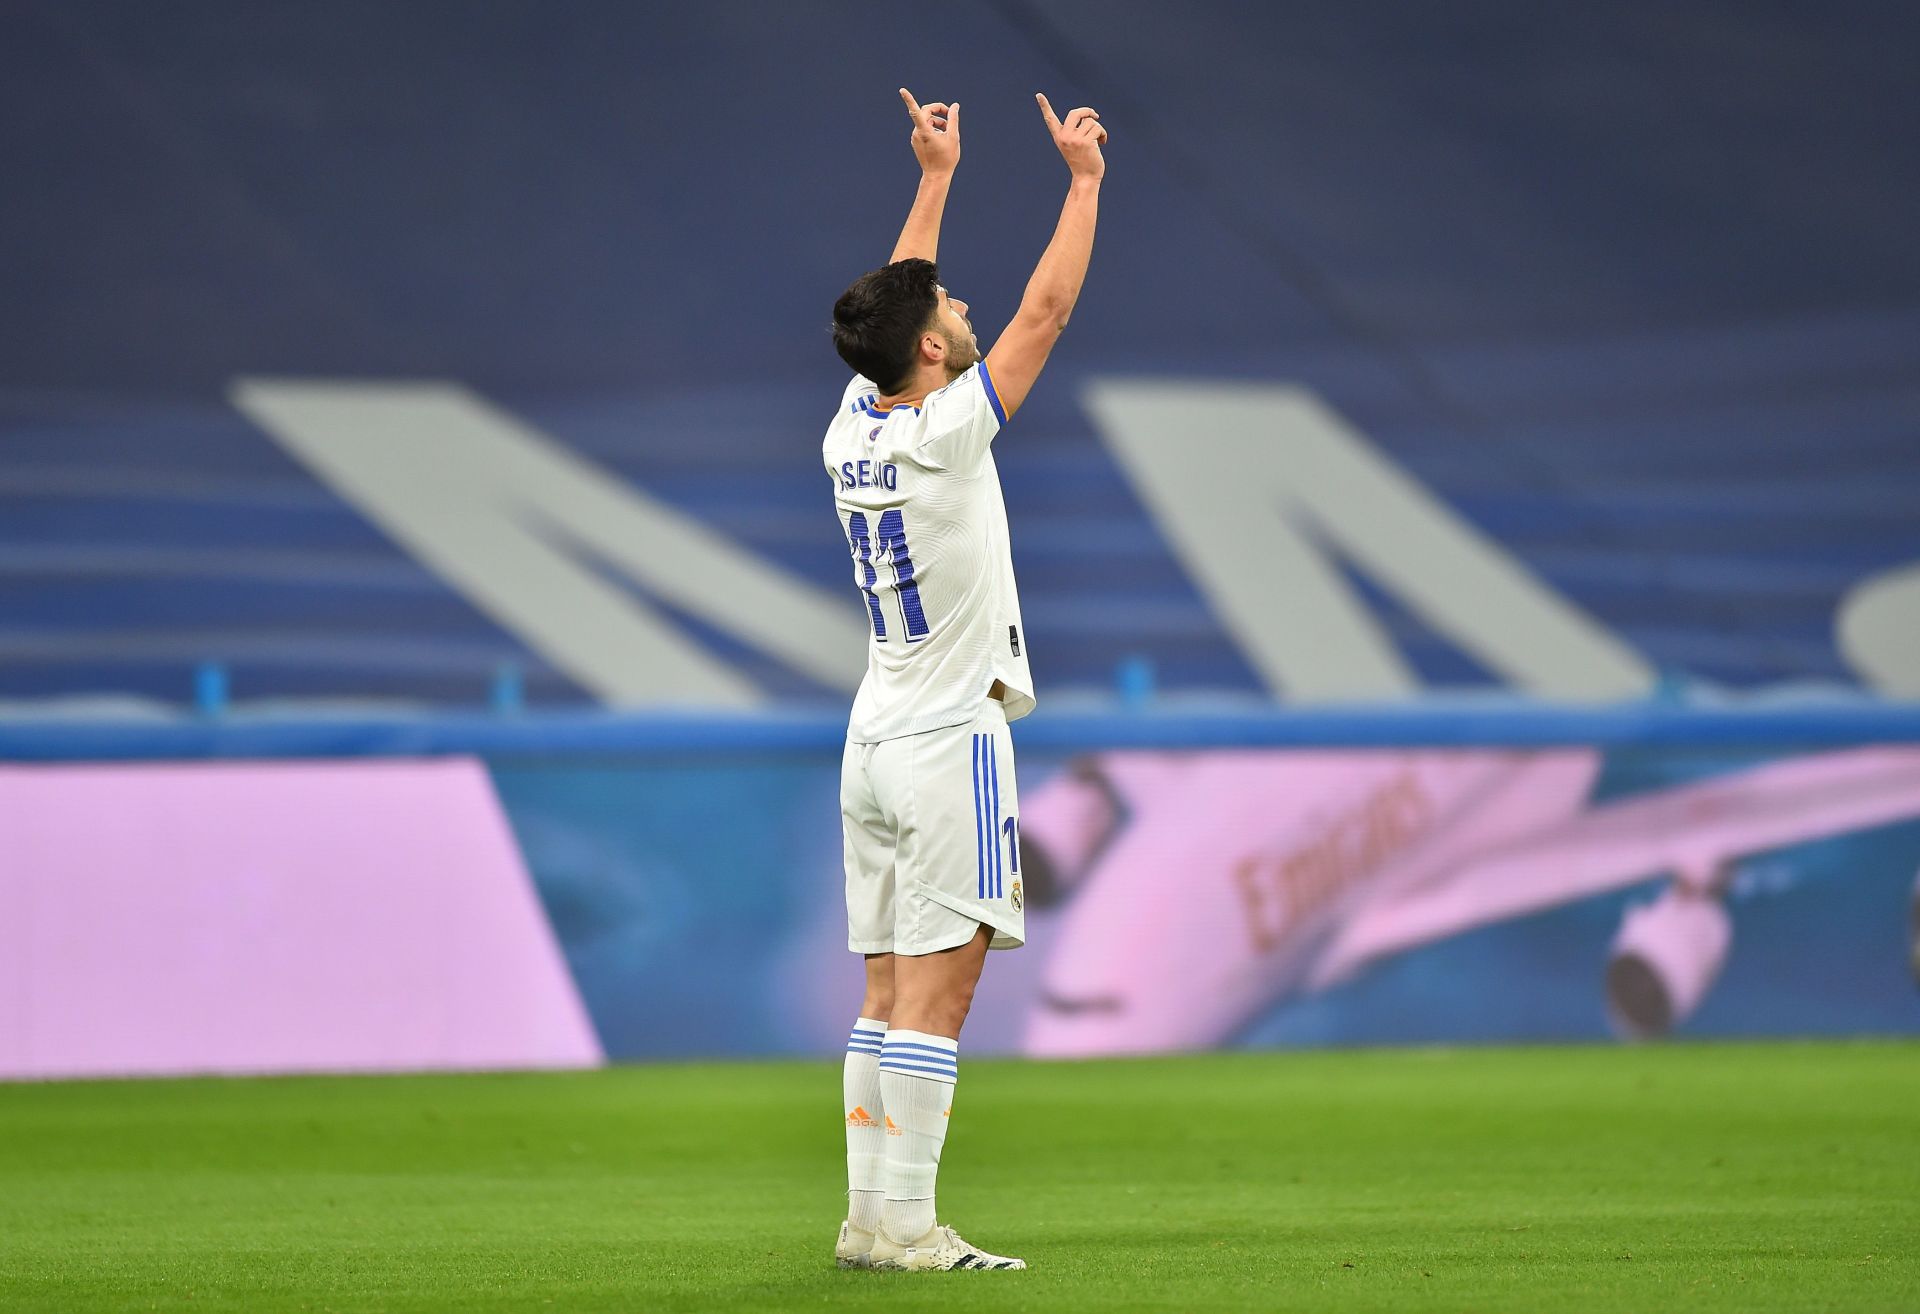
[847,509,928,642]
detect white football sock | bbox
[878,1029,958,1245]
[842,1017,887,1234]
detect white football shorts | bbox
[842,697,1026,956]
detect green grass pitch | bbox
[1,1040,1914,1312]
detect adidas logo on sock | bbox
[846,1106,879,1128]
[885,1115,902,1136]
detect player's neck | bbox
[879,365,955,412]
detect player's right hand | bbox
[1036,93,1106,180]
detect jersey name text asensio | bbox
[825,360,1034,742]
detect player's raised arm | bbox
[982,93,1105,422]
[889,89,960,264]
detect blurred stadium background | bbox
[1,3,1918,1306]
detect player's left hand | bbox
[899,88,960,176]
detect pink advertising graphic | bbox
[0,758,602,1080]
[1015,746,1920,1054]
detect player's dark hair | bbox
[831,258,941,393]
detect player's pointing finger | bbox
[899,87,925,125]
[1035,92,1061,130]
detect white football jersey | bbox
[824,361,1035,743]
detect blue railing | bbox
[4,701,1919,761]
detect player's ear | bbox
[920,331,946,365]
